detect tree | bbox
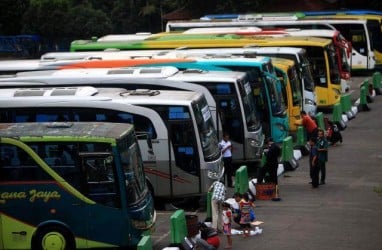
[66,4,112,38]
[0,0,29,35]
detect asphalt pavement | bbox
[151,75,382,250]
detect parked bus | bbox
[165,17,335,32]
[0,121,155,249]
[36,46,317,115]
[302,10,382,67]
[271,57,303,132]
[165,16,375,71]
[0,67,265,168]
[183,27,351,93]
[68,33,340,108]
[0,86,223,199]
[23,46,316,116]
[141,35,340,109]
[37,53,288,144]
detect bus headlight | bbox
[333,88,342,96]
[249,138,261,147]
[275,123,287,131]
[207,159,224,179]
[304,98,316,106]
[132,211,156,231]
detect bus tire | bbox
[32,225,75,250]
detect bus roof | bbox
[0,86,204,107]
[0,122,134,139]
[2,66,247,83]
[302,10,382,16]
[165,19,337,31]
[270,57,295,68]
[39,47,306,63]
[70,34,332,51]
[96,33,153,42]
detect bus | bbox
[0,121,155,249]
[0,58,198,76]
[40,54,288,145]
[0,86,223,199]
[153,47,315,115]
[165,16,376,71]
[183,27,351,93]
[0,67,265,168]
[271,57,303,132]
[165,18,335,32]
[302,10,382,67]
[35,46,317,115]
[142,35,340,109]
[68,33,341,108]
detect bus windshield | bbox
[119,137,147,204]
[327,45,341,85]
[299,55,315,92]
[192,96,220,161]
[339,46,351,73]
[266,76,286,117]
[240,79,260,132]
[288,66,303,106]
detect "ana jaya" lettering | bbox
[0,189,61,204]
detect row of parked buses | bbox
[1,9,380,249]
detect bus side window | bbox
[83,158,120,208]
[0,144,51,181]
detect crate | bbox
[255,183,276,200]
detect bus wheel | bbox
[32,225,75,250]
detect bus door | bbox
[78,152,127,248]
[264,74,289,143]
[166,107,200,197]
[214,90,245,163]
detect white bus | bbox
[35,47,317,115]
[166,17,375,71]
[0,67,264,168]
[0,86,223,199]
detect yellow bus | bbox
[271,57,303,132]
[70,34,341,108]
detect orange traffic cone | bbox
[272,185,281,201]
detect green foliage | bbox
[65,5,112,38]
[21,0,70,37]
[1,0,381,44]
[0,0,29,34]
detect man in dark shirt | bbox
[257,137,281,184]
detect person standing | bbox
[222,202,233,249]
[317,129,329,185]
[219,133,233,187]
[239,193,255,237]
[295,110,318,141]
[209,180,226,232]
[309,137,319,188]
[257,137,281,185]
[232,192,242,226]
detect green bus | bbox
[0,122,155,250]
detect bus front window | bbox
[266,76,286,117]
[288,67,303,107]
[239,80,261,132]
[119,139,147,204]
[192,97,220,162]
[300,57,315,92]
[340,47,351,73]
[327,47,341,85]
